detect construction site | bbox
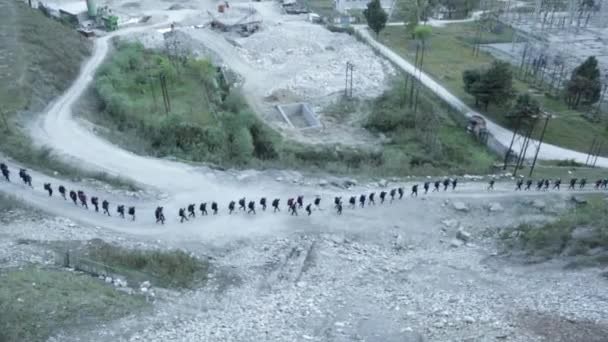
[486,0,608,96]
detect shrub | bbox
[229,127,254,163]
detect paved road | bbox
[356,27,608,168]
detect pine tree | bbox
[364,0,388,37]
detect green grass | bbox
[302,0,339,18]
[378,22,608,156]
[506,196,608,258]
[85,241,210,289]
[0,266,149,342]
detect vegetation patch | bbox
[502,196,608,262]
[85,42,495,176]
[0,266,149,342]
[84,240,210,289]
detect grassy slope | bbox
[0,267,149,342]
[503,196,608,265]
[379,22,608,156]
[0,1,136,190]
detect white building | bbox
[334,0,395,15]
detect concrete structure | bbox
[86,0,96,17]
[334,0,394,15]
[209,7,262,36]
[276,103,322,130]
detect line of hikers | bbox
[2,162,608,225]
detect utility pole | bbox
[513,120,535,177]
[344,62,354,98]
[585,136,597,166]
[503,115,523,170]
[592,141,603,167]
[528,114,550,177]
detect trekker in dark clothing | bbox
[411,184,418,197]
[117,205,125,218]
[379,191,387,203]
[91,197,99,212]
[247,201,256,214]
[188,204,196,218]
[102,200,110,216]
[260,198,267,211]
[44,183,53,197]
[128,206,136,221]
[179,208,188,222]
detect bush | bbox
[229,127,255,163]
[87,242,209,289]
[513,197,608,256]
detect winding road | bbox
[0,8,606,237]
[356,28,608,168]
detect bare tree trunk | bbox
[410,44,420,109]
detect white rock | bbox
[140,281,151,289]
[318,179,328,187]
[456,228,471,243]
[105,276,113,284]
[296,281,307,288]
[378,179,388,188]
[531,199,546,209]
[140,287,149,293]
[452,201,469,212]
[488,202,504,212]
[441,219,459,228]
[450,239,463,248]
[464,316,476,324]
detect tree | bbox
[364,0,388,37]
[439,0,478,19]
[565,56,601,108]
[411,25,432,113]
[510,93,541,120]
[462,61,515,110]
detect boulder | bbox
[343,179,358,188]
[318,179,328,187]
[140,280,151,289]
[378,179,389,188]
[570,196,588,205]
[450,239,463,248]
[571,226,596,241]
[530,199,546,210]
[488,202,504,212]
[452,201,469,212]
[456,228,471,243]
[441,219,459,229]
